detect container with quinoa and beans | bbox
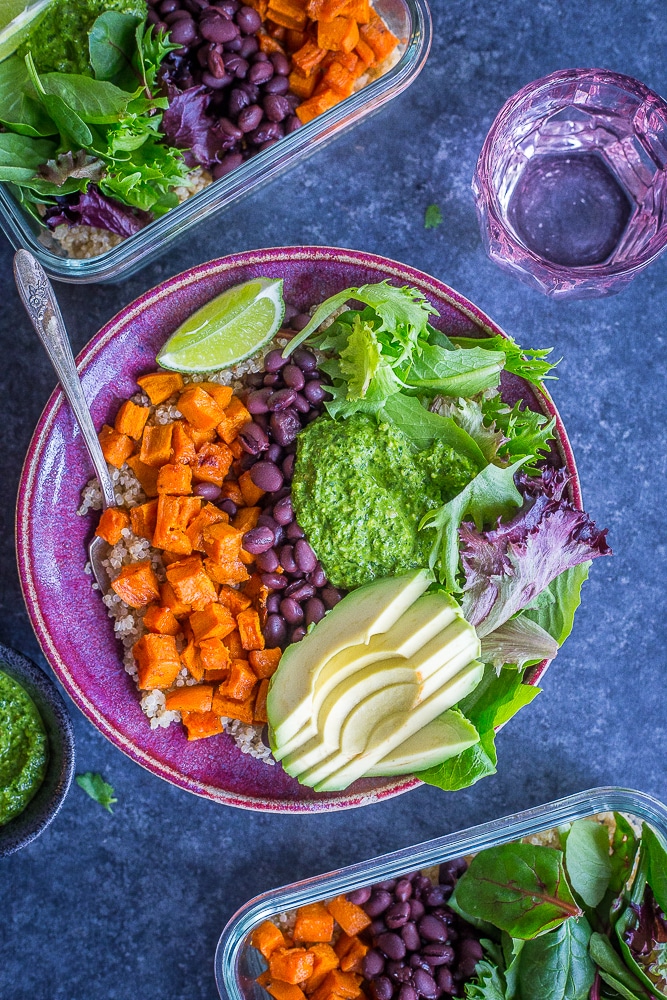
[80,275,610,794]
[217,792,667,1000]
[0,0,403,260]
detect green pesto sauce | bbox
[0,670,48,826]
[292,413,478,591]
[21,0,147,75]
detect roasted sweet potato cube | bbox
[181,638,204,680]
[153,495,201,553]
[164,684,213,713]
[186,503,228,551]
[177,385,225,431]
[238,470,266,506]
[289,68,319,99]
[187,425,217,449]
[114,400,150,440]
[267,0,308,30]
[203,521,243,564]
[249,647,282,679]
[221,480,245,507]
[191,441,234,486]
[269,948,315,986]
[217,585,252,616]
[157,462,193,495]
[239,547,256,567]
[95,507,130,546]
[254,677,269,723]
[137,371,184,405]
[217,395,252,444]
[292,39,328,76]
[286,27,308,50]
[171,421,197,465]
[296,89,340,124]
[324,898,371,938]
[267,984,307,1000]
[336,936,368,974]
[294,903,334,944]
[223,629,246,660]
[125,454,160,497]
[340,0,370,21]
[143,604,181,636]
[353,36,375,68]
[359,13,398,60]
[197,382,234,410]
[317,16,358,52]
[218,659,258,701]
[211,687,255,724]
[228,438,244,460]
[99,424,135,468]
[237,608,265,651]
[189,602,236,642]
[310,970,362,1000]
[111,560,160,608]
[133,633,181,689]
[181,709,224,740]
[257,972,272,988]
[252,921,286,960]
[233,506,262,533]
[319,58,357,96]
[139,423,174,468]
[160,580,191,618]
[129,499,158,541]
[258,29,286,54]
[304,944,340,993]
[205,559,250,586]
[198,637,232,672]
[166,555,217,610]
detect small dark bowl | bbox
[0,641,75,857]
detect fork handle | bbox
[13,250,117,510]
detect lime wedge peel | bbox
[0,0,53,63]
[157,277,285,374]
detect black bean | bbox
[408,900,425,921]
[202,69,233,88]
[398,987,417,1000]
[261,572,289,590]
[223,34,243,51]
[412,969,437,999]
[256,548,279,573]
[264,74,290,95]
[249,59,273,84]
[290,313,311,332]
[458,938,483,965]
[401,921,421,952]
[280,597,304,625]
[281,363,305,390]
[279,544,297,574]
[303,379,327,404]
[264,348,288,372]
[216,116,244,140]
[377,880,397,891]
[410,955,430,972]
[386,902,411,930]
[422,944,455,967]
[219,498,237,517]
[266,443,283,464]
[424,887,447,909]
[293,347,317,370]
[250,460,283,492]
[201,14,239,41]
[269,50,290,75]
[413,876,432,897]
[395,879,413,903]
[347,886,371,906]
[363,949,385,979]
[377,933,406,961]
[371,977,393,1000]
[224,53,248,77]
[365,890,393,918]
[264,613,287,646]
[310,562,327,588]
[263,372,281,386]
[194,482,222,500]
[288,582,316,603]
[321,585,343,609]
[271,495,292,526]
[304,597,325,626]
[238,421,269,454]
[294,538,317,573]
[212,153,244,178]
[170,16,197,43]
[242,526,275,554]
[266,593,281,614]
[238,103,263,131]
[270,408,301,446]
[418,916,447,943]
[436,968,454,994]
[267,388,297,411]
[257,514,278,530]
[291,392,308,414]
[165,8,190,21]
[439,858,467,884]
[239,34,258,58]
[282,454,296,482]
[285,114,302,134]
[228,86,251,116]
[160,0,179,12]
[247,387,273,413]
[235,3,261,30]
[387,961,409,983]
[147,8,160,23]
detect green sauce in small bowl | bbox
[0,669,49,826]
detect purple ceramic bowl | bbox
[16,247,581,813]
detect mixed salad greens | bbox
[455,816,667,1000]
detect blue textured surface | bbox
[1,2,667,997]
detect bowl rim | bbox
[0,640,75,857]
[16,245,581,812]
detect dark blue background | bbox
[2,2,666,997]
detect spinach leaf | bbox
[40,71,133,122]
[420,458,526,591]
[522,563,590,645]
[0,55,55,136]
[24,53,93,146]
[451,334,558,388]
[644,824,667,914]
[401,343,506,398]
[0,132,55,181]
[419,724,498,792]
[89,10,143,87]
[565,820,613,908]
[517,917,595,1000]
[76,771,117,813]
[590,932,651,999]
[608,815,639,899]
[380,393,487,468]
[450,841,581,939]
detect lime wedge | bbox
[157,277,285,373]
[0,0,52,62]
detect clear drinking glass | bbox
[472,69,667,299]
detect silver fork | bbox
[14,249,115,591]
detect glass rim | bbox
[473,66,667,281]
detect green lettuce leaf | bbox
[479,615,559,671]
[451,334,559,388]
[522,562,590,645]
[400,343,506,398]
[380,393,486,468]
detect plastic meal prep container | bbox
[213,787,667,1000]
[0,0,431,284]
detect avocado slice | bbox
[364,711,480,776]
[268,569,432,750]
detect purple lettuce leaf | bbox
[46,185,151,237]
[460,467,611,637]
[160,85,229,168]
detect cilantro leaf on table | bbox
[424,203,443,229]
[76,772,117,813]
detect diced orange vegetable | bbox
[181,709,224,740]
[334,936,368,973]
[217,395,252,444]
[114,400,150,440]
[254,677,269,723]
[205,559,250,586]
[202,521,243,564]
[236,608,265,651]
[125,454,160,497]
[187,425,217,449]
[252,921,286,960]
[198,637,231,672]
[218,659,259,701]
[137,371,184,405]
[164,684,214,713]
[171,422,197,465]
[310,970,362,1000]
[286,27,308,50]
[269,948,315,986]
[191,441,234,486]
[189,602,236,642]
[340,0,370,22]
[359,12,398,60]
[177,385,225,431]
[228,438,244,460]
[186,503,228,551]
[249,647,282,679]
[166,555,218,610]
[293,903,334,944]
[243,572,269,604]
[317,16,358,52]
[296,89,340,124]
[160,580,191,618]
[233,506,261,533]
[289,68,320,98]
[195,382,234,409]
[307,0,353,19]
[223,629,246,659]
[258,28,286,54]
[139,423,174,468]
[181,638,204,680]
[267,0,308,30]
[293,39,328,75]
[95,507,130,545]
[304,944,340,993]
[238,469,265,506]
[157,462,193,495]
[129,499,158,541]
[211,687,255,724]
[217,585,252,616]
[257,972,272,988]
[143,604,181,636]
[318,58,356,96]
[239,547,256,567]
[324,897,371,938]
[204,667,229,681]
[99,424,135,468]
[153,495,202,553]
[133,633,181,689]
[111,560,160,608]
[353,36,375,68]
[267,984,307,1000]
